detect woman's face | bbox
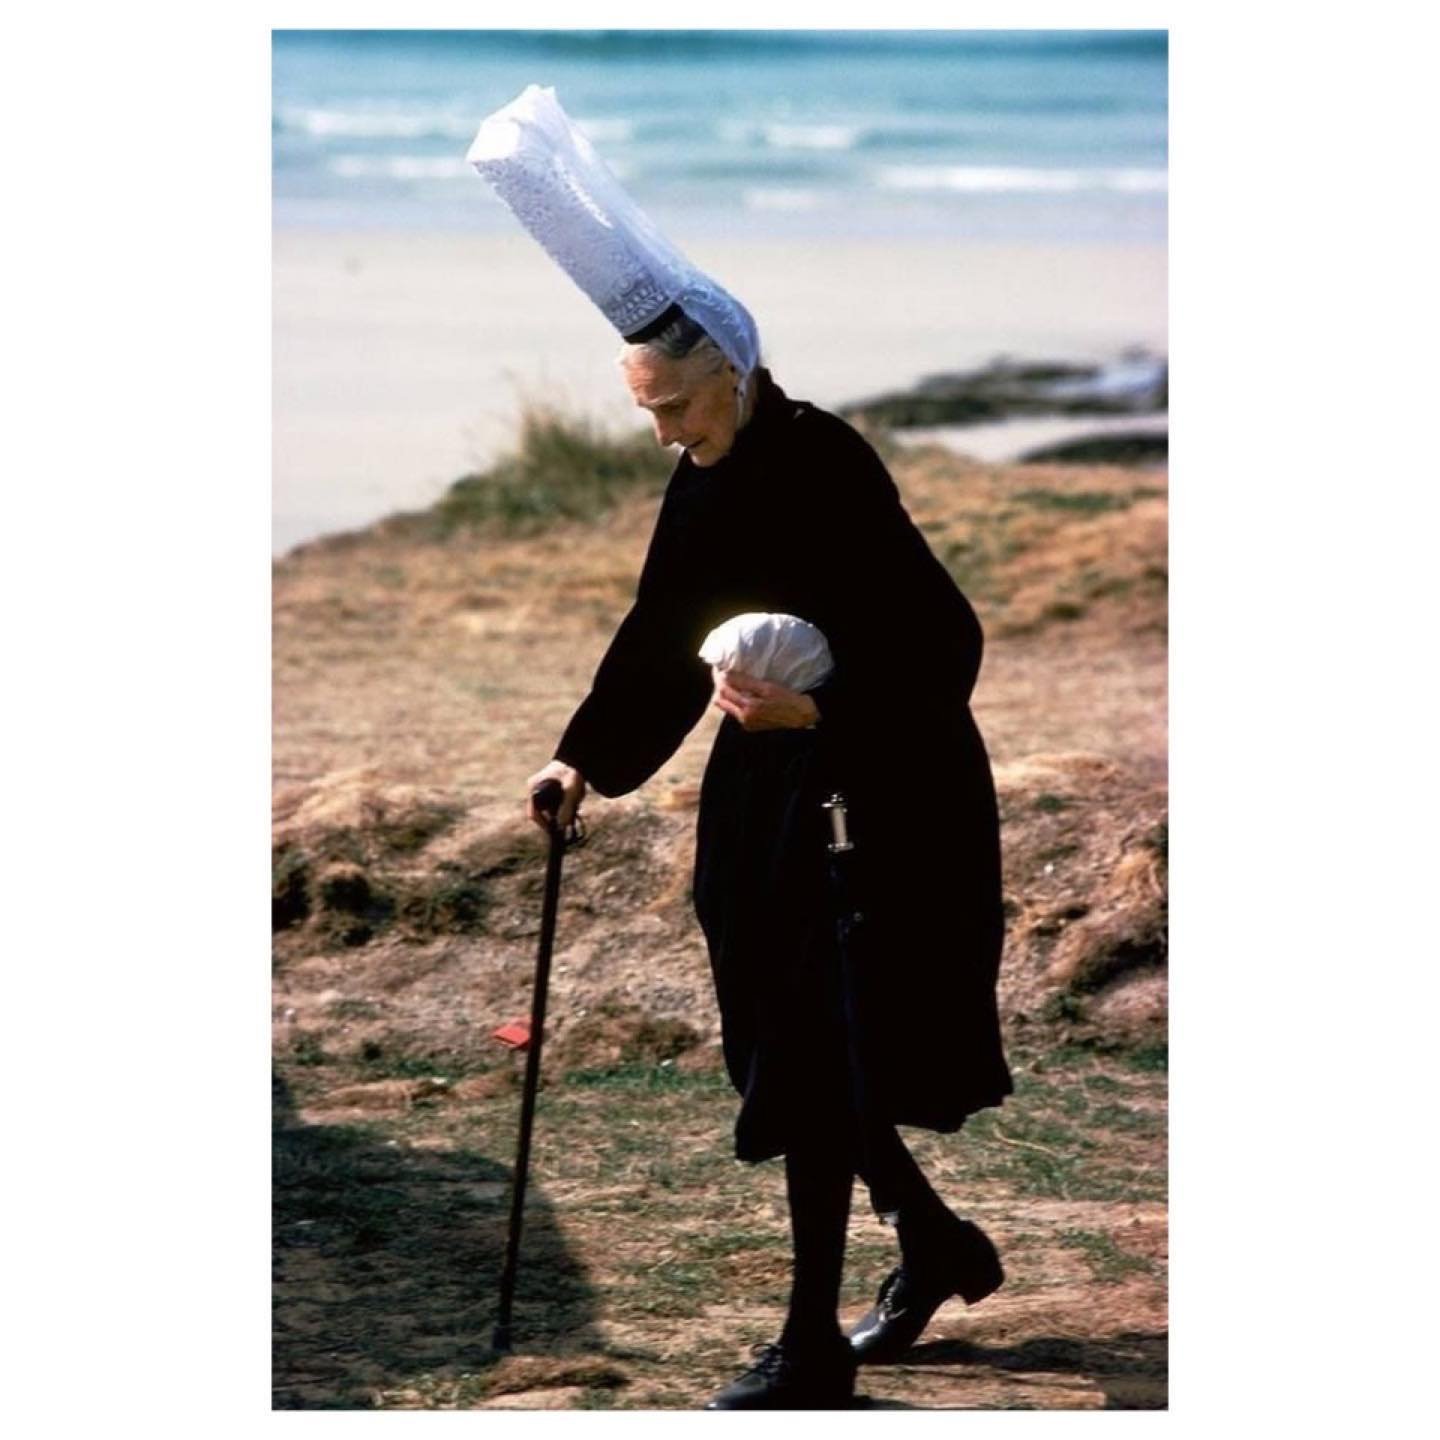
[623,351,741,467]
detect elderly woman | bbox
[473,85,1010,1410]
[524,310,1011,1410]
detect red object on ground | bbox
[492,1020,533,1051]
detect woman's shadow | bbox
[272,1071,602,1409]
[861,1332,1169,1410]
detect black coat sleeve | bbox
[802,417,984,741]
[552,480,714,798]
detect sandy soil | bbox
[273,231,1167,553]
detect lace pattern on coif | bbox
[467,84,760,376]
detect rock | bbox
[1019,431,1168,466]
[841,352,1167,430]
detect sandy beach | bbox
[273,230,1167,554]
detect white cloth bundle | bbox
[698,612,834,693]
[467,85,760,376]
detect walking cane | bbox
[492,777,584,1352]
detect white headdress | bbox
[467,85,759,376]
[699,613,834,693]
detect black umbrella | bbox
[821,790,904,1222]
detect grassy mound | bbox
[413,409,671,538]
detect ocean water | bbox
[272,30,1167,242]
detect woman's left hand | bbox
[711,667,820,732]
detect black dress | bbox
[555,369,1012,1165]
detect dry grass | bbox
[272,411,1167,1410]
[274,1046,1166,1410]
[399,406,672,538]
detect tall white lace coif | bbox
[466,85,759,376]
[699,613,835,693]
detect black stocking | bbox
[777,1130,853,1353]
[855,1124,958,1268]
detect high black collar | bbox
[719,367,793,465]
[672,367,796,481]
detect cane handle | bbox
[532,778,564,821]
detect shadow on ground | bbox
[887,1330,1168,1409]
[272,1072,601,1409]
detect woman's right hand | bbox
[525,760,587,833]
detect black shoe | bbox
[704,1337,858,1410]
[848,1220,1003,1365]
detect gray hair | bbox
[618,310,729,376]
[618,310,759,416]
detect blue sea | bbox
[272,30,1167,242]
